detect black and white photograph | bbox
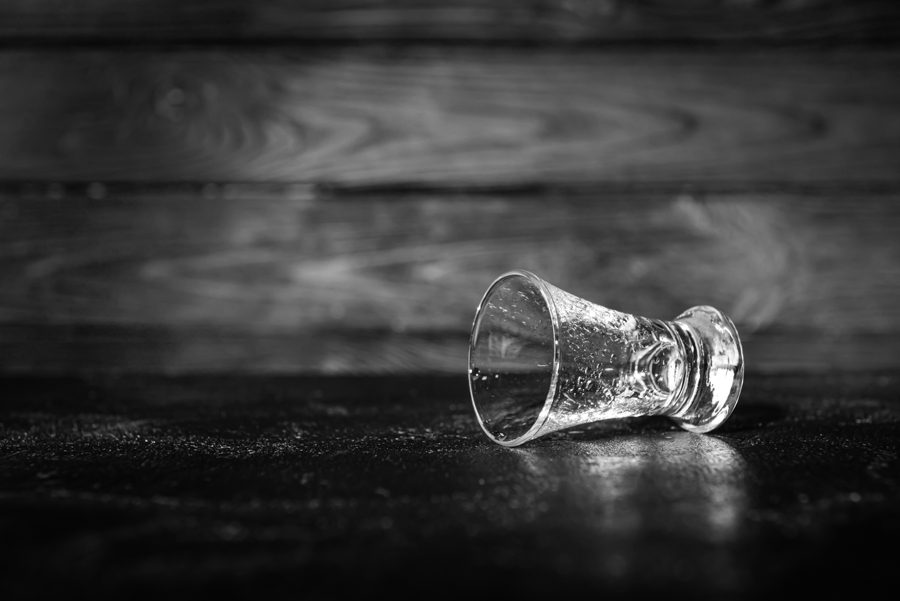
[0,1,898,599]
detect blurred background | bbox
[1,0,899,377]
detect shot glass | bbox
[468,270,744,447]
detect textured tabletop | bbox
[1,373,897,599]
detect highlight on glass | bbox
[467,270,744,447]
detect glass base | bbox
[670,306,745,433]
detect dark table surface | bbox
[1,372,898,599]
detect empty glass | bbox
[468,270,744,446]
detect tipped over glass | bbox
[468,270,744,447]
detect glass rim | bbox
[467,269,562,447]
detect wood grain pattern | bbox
[1,1,899,44]
[2,187,898,373]
[1,50,898,185]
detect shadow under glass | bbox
[469,274,556,443]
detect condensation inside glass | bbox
[547,289,685,432]
[470,275,555,442]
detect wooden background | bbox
[1,1,899,375]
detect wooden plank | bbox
[1,1,899,44]
[2,187,898,373]
[0,50,898,186]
